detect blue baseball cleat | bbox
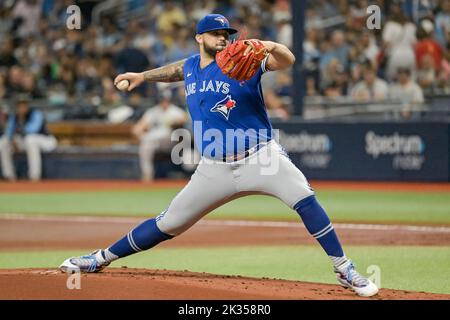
[59,249,110,273]
[334,261,379,297]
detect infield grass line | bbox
[1,213,450,233]
[1,245,449,294]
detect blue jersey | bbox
[5,108,49,139]
[184,54,273,159]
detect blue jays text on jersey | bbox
[183,54,273,159]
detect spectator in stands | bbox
[0,37,18,68]
[129,21,149,50]
[434,0,450,49]
[0,73,6,99]
[2,0,449,121]
[359,31,379,67]
[435,43,450,93]
[351,64,389,102]
[114,34,150,74]
[11,0,43,38]
[114,34,150,96]
[303,27,321,96]
[166,27,198,63]
[415,19,444,73]
[0,105,6,135]
[348,0,370,29]
[381,2,417,80]
[98,16,122,52]
[417,53,438,94]
[131,90,186,182]
[0,94,57,181]
[157,0,188,49]
[22,71,44,99]
[5,65,24,98]
[275,12,292,48]
[320,30,350,72]
[321,58,349,95]
[0,4,13,34]
[74,56,99,98]
[262,70,292,120]
[389,68,424,109]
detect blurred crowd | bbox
[303,0,450,108]
[0,0,449,121]
[0,0,292,120]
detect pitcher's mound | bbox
[0,268,447,300]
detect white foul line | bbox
[0,213,450,233]
[199,219,450,233]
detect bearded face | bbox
[198,30,230,58]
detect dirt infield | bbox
[0,268,448,300]
[1,179,450,193]
[0,216,449,299]
[1,216,450,250]
[1,180,449,300]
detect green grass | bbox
[1,246,449,294]
[1,189,450,224]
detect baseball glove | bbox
[216,39,269,82]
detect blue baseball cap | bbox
[196,14,238,35]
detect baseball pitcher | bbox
[59,14,378,297]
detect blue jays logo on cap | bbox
[214,16,227,26]
[210,95,237,120]
[196,14,238,35]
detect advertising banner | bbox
[272,121,449,181]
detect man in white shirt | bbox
[351,65,389,102]
[389,67,425,104]
[382,13,417,80]
[389,67,425,118]
[131,90,187,181]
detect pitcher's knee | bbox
[284,185,315,209]
[293,194,318,212]
[156,219,187,237]
[155,210,194,237]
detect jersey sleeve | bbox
[24,110,44,134]
[183,54,200,77]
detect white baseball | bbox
[116,79,130,91]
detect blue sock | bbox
[294,195,344,258]
[108,218,173,258]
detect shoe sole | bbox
[59,257,108,273]
[338,278,379,297]
[59,258,81,273]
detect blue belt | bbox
[221,141,269,163]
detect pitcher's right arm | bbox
[114,59,186,92]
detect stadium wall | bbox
[273,121,450,182]
[1,122,449,182]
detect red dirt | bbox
[1,216,449,299]
[1,180,449,300]
[0,180,449,193]
[0,268,448,300]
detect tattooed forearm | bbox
[143,59,186,82]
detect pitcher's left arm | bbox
[261,41,295,71]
